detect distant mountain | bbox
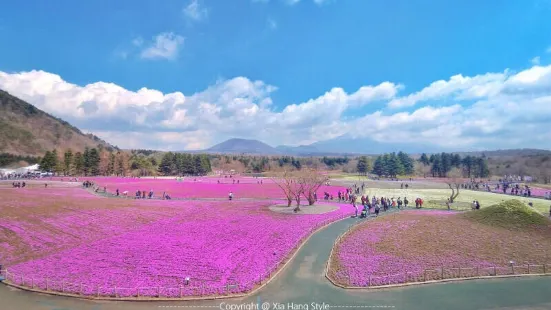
[275,144,320,154]
[206,138,281,155]
[0,89,117,156]
[454,149,551,157]
[202,136,551,157]
[303,135,442,155]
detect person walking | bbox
[352,195,358,217]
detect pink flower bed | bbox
[331,210,499,287]
[72,177,347,200]
[1,186,353,297]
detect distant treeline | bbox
[158,152,212,176]
[369,152,415,177]
[0,153,41,167]
[1,149,495,180]
[418,152,490,178]
[39,148,131,176]
[213,154,353,173]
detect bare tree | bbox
[271,170,296,207]
[299,168,329,206]
[290,179,306,212]
[271,168,328,211]
[446,168,463,203]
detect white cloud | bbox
[285,0,301,5]
[140,32,184,60]
[258,0,332,6]
[283,0,333,5]
[267,18,277,30]
[183,0,208,22]
[387,72,508,108]
[115,50,129,60]
[531,56,541,65]
[132,37,144,47]
[1,63,551,151]
[546,46,551,54]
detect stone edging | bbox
[325,272,551,291]
[1,215,352,302]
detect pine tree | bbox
[88,148,101,175]
[387,153,404,177]
[182,154,194,175]
[462,155,473,178]
[194,155,204,175]
[115,152,129,176]
[357,156,369,175]
[372,156,386,177]
[63,149,73,176]
[73,152,84,175]
[397,152,414,175]
[108,152,116,175]
[40,151,53,172]
[419,153,430,166]
[51,149,59,173]
[83,147,90,176]
[452,154,462,168]
[431,154,442,177]
[200,154,212,173]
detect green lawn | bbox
[362,187,551,214]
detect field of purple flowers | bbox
[329,208,551,287]
[0,185,353,297]
[80,176,346,200]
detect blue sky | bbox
[1,0,551,151]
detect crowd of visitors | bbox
[11,181,26,188]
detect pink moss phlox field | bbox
[332,211,495,286]
[1,186,354,297]
[76,177,346,199]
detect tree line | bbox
[158,152,212,176]
[40,148,131,176]
[38,148,214,177]
[370,152,415,177]
[0,153,40,167]
[418,152,490,178]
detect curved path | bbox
[2,215,551,310]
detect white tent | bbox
[14,164,40,174]
[0,168,15,176]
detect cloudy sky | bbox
[1,0,551,151]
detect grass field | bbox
[360,187,551,214]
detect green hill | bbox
[462,199,551,230]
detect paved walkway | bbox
[2,212,551,310]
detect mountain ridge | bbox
[0,89,117,156]
[200,137,551,157]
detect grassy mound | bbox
[462,199,551,229]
